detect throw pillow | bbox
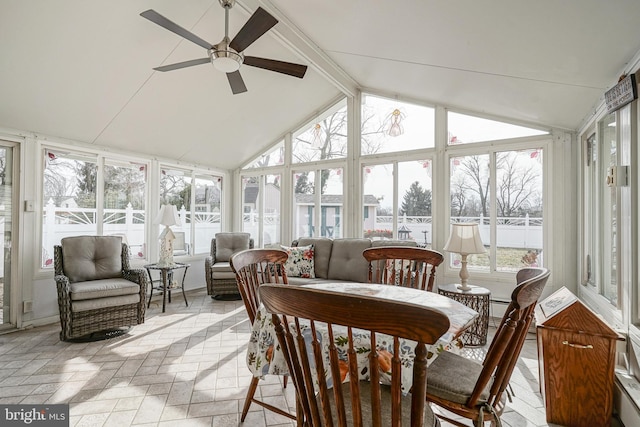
[281,244,315,278]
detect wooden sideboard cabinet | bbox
[535,287,624,427]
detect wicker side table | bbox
[438,283,491,347]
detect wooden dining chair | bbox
[230,248,295,422]
[363,246,445,291]
[260,283,450,426]
[426,267,551,427]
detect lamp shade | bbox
[443,223,485,255]
[154,204,180,227]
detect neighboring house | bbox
[243,183,281,214]
[194,182,221,212]
[294,194,379,238]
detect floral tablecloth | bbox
[246,283,477,392]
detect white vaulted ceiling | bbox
[1,0,640,170]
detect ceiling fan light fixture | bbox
[209,47,243,73]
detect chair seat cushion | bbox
[211,262,236,280]
[426,350,491,405]
[70,279,140,301]
[72,294,140,312]
[322,381,437,426]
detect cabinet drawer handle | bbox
[562,340,593,349]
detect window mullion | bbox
[96,156,105,236]
[489,151,497,273]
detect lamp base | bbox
[457,283,473,292]
[158,230,175,267]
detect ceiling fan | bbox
[140,0,307,94]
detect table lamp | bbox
[155,204,180,266]
[443,223,486,291]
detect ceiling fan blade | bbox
[227,71,248,94]
[153,58,210,72]
[140,9,212,50]
[244,56,307,78]
[229,7,278,53]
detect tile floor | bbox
[0,289,621,426]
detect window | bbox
[361,94,435,155]
[193,175,222,254]
[293,168,343,239]
[582,109,632,309]
[242,174,281,246]
[448,148,544,274]
[292,99,347,163]
[42,150,150,267]
[103,161,146,259]
[42,150,98,268]
[243,140,284,169]
[448,111,548,145]
[159,168,223,256]
[362,160,433,245]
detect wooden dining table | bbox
[247,282,479,392]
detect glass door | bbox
[0,142,15,325]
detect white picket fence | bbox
[39,199,542,267]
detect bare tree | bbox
[43,159,77,204]
[450,151,541,218]
[455,155,490,217]
[293,106,386,194]
[496,152,540,217]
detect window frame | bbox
[40,145,151,271]
[443,135,551,286]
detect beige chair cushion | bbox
[296,237,333,279]
[61,236,122,283]
[327,238,372,282]
[211,261,236,280]
[70,278,140,301]
[72,294,140,312]
[426,350,491,405]
[215,233,251,262]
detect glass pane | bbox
[293,99,347,163]
[159,168,191,252]
[0,146,12,323]
[361,94,435,155]
[320,168,343,238]
[242,177,260,243]
[448,111,548,145]
[293,171,316,238]
[264,174,281,245]
[362,164,393,239]
[599,113,617,304]
[495,149,544,272]
[398,160,432,247]
[193,175,222,255]
[449,154,490,272]
[243,141,284,169]
[584,132,597,286]
[42,151,98,268]
[103,163,146,260]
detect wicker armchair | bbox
[54,236,147,341]
[205,233,254,299]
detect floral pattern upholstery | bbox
[281,244,315,278]
[247,302,464,393]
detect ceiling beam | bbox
[236,0,359,97]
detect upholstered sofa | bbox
[205,232,254,299]
[285,237,417,285]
